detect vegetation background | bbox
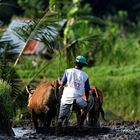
[0,0,140,127]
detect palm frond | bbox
[76,16,106,27]
[67,34,100,49]
[64,34,100,67]
[0,36,20,62]
[12,11,62,67]
[12,13,61,42]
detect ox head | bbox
[50,78,63,103]
[26,79,63,110]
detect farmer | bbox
[55,55,93,135]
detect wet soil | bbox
[0,120,140,140]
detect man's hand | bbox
[59,85,64,90]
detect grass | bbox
[16,21,140,121]
[17,57,140,120]
[84,65,140,120]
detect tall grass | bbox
[85,65,140,120]
[17,55,140,120]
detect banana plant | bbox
[50,0,104,67]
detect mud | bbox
[0,120,140,140]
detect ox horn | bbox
[26,86,35,94]
[25,86,30,94]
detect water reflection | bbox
[12,127,35,138]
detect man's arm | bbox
[59,71,67,89]
[85,78,90,101]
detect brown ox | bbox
[63,86,106,127]
[27,80,60,129]
[86,86,106,126]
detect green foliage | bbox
[93,14,140,66]
[16,53,67,84]
[0,79,14,117]
[0,38,23,95]
[14,9,140,121]
[55,0,103,67]
[18,0,45,17]
[13,0,103,69]
[0,0,22,24]
[17,53,140,121]
[0,37,19,62]
[0,35,26,125]
[85,66,140,120]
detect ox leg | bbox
[75,106,81,126]
[87,109,94,126]
[80,109,87,126]
[88,105,100,127]
[87,107,100,127]
[44,115,52,127]
[44,107,57,127]
[32,110,39,129]
[93,111,100,127]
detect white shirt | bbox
[61,68,88,104]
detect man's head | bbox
[75,55,87,69]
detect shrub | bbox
[0,79,14,117]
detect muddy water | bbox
[1,121,140,140]
[12,127,35,138]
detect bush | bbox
[0,79,14,117]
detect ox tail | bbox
[94,87,107,122]
[98,100,106,121]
